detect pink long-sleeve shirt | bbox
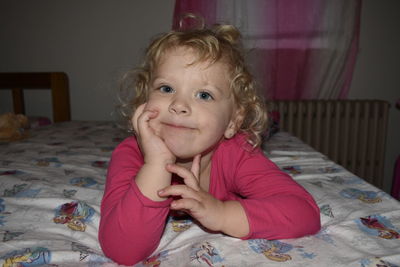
[99,134,321,265]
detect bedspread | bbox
[0,121,399,266]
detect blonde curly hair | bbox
[118,24,267,147]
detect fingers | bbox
[170,198,200,212]
[132,105,159,138]
[158,184,201,202]
[131,103,146,134]
[158,184,203,214]
[166,163,200,191]
[191,154,201,178]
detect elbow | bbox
[300,213,321,237]
[98,217,150,266]
[99,231,147,266]
[290,199,321,238]
[98,230,133,266]
[271,196,321,239]
[238,194,321,240]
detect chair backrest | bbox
[0,72,71,122]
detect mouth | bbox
[162,122,195,130]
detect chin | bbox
[165,140,218,162]
[168,146,196,160]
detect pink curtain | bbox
[173,0,362,100]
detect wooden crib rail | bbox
[267,100,390,189]
[0,72,71,122]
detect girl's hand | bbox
[132,103,175,165]
[158,155,225,232]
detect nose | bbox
[168,97,191,115]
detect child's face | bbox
[144,47,238,159]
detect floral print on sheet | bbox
[0,122,126,266]
[340,188,382,203]
[356,215,400,239]
[249,239,294,262]
[190,242,224,266]
[1,247,51,267]
[53,200,95,232]
[0,124,400,266]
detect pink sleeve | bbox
[98,137,172,266]
[233,151,321,240]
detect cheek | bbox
[212,105,233,125]
[200,111,232,133]
[144,97,161,110]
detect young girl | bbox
[99,24,320,266]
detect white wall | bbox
[0,0,175,120]
[1,0,398,193]
[349,0,400,193]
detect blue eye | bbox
[159,86,174,93]
[196,91,213,101]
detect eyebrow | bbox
[151,77,166,84]
[152,77,224,92]
[207,84,224,96]
[150,77,172,88]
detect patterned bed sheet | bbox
[0,121,399,266]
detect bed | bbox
[0,72,399,266]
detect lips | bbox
[161,122,195,130]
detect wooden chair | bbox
[0,72,71,122]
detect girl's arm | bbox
[98,138,172,266]
[233,151,321,240]
[100,105,177,265]
[158,148,320,240]
[132,105,176,201]
[219,200,249,237]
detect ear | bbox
[224,107,245,139]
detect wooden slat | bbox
[368,102,379,184]
[278,102,285,131]
[315,102,322,150]
[51,73,71,122]
[359,102,370,181]
[341,102,351,168]
[375,101,389,188]
[332,101,341,162]
[296,103,303,138]
[350,102,360,174]
[305,102,313,144]
[0,73,52,88]
[287,102,294,134]
[12,88,25,114]
[323,102,332,155]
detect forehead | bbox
[153,47,233,96]
[156,46,230,73]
